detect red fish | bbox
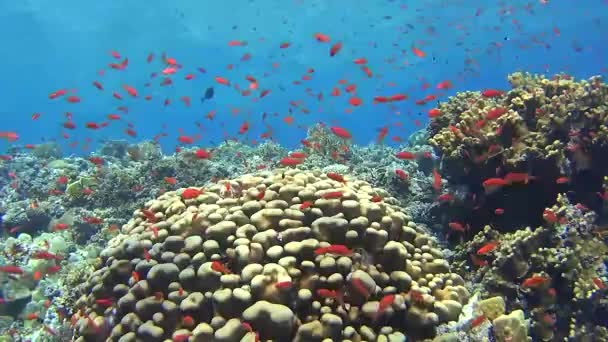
[215,76,230,86]
[322,191,343,199]
[194,149,211,159]
[592,277,607,290]
[521,276,549,288]
[314,32,331,42]
[329,42,342,56]
[178,135,194,144]
[49,89,67,99]
[31,251,62,261]
[395,151,415,160]
[349,97,362,106]
[280,157,304,166]
[542,209,558,223]
[351,277,371,298]
[326,172,346,183]
[470,314,486,328]
[395,169,408,180]
[298,201,313,210]
[211,261,231,274]
[437,193,454,202]
[481,89,504,97]
[330,126,351,139]
[477,241,498,255]
[504,172,535,184]
[182,188,202,200]
[482,178,507,192]
[275,281,293,289]
[52,223,69,231]
[428,108,441,118]
[95,298,113,307]
[239,121,249,134]
[432,169,442,192]
[486,107,507,120]
[436,80,453,89]
[411,46,425,57]
[315,244,352,256]
[0,265,23,274]
[375,294,396,321]
[448,222,467,232]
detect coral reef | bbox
[70,169,469,341]
[428,72,608,231]
[450,194,608,341]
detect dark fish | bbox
[201,87,214,102]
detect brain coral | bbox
[70,169,469,341]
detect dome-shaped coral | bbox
[70,169,469,341]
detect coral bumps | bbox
[70,169,468,341]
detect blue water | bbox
[0,0,606,155]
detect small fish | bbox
[448,222,467,232]
[299,201,313,210]
[592,277,607,290]
[280,157,304,166]
[31,251,62,261]
[542,209,558,223]
[432,169,442,192]
[182,188,202,200]
[275,281,293,289]
[322,191,343,199]
[395,169,408,180]
[210,261,231,274]
[330,126,351,139]
[477,241,498,255]
[0,265,23,274]
[95,298,113,307]
[395,151,416,160]
[470,314,486,328]
[521,276,549,288]
[194,149,212,159]
[314,244,352,256]
[436,193,454,202]
[329,42,342,56]
[326,172,346,183]
[201,87,214,102]
[374,294,396,321]
[481,89,504,97]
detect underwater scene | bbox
[0,0,607,341]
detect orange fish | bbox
[314,32,331,42]
[411,46,426,57]
[477,241,498,255]
[182,188,202,199]
[330,42,342,56]
[314,244,352,256]
[521,276,549,288]
[211,261,231,274]
[432,169,442,192]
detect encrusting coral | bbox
[69,168,469,341]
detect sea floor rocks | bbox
[70,168,469,341]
